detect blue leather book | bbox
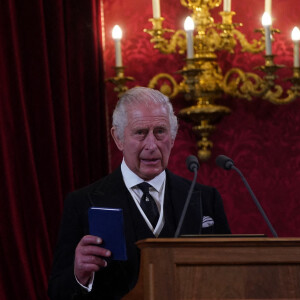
[88,207,127,261]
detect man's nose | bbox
[144,132,158,150]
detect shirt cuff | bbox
[74,272,95,292]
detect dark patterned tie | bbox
[137,182,159,228]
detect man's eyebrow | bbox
[132,126,148,130]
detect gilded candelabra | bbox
[107,0,300,161]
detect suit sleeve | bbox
[47,193,89,300]
[48,187,135,299]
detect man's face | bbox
[112,102,175,180]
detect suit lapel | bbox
[89,167,127,208]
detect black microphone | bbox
[186,155,200,172]
[216,155,234,170]
[174,155,200,238]
[216,155,278,237]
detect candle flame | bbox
[291,27,300,42]
[262,12,272,26]
[112,25,122,40]
[184,16,194,31]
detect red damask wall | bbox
[102,0,300,237]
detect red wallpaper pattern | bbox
[102,0,300,237]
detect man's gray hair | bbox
[112,87,178,141]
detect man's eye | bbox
[154,128,167,139]
[155,128,165,134]
[135,130,146,137]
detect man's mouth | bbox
[140,158,160,164]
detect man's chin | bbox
[139,167,163,180]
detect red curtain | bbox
[0,1,107,299]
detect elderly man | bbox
[48,87,230,299]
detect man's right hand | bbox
[74,235,111,286]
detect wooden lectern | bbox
[124,237,300,300]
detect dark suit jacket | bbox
[48,167,230,300]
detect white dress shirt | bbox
[121,159,166,237]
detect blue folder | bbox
[88,207,127,261]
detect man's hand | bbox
[74,235,111,286]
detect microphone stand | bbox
[174,168,198,238]
[232,165,278,237]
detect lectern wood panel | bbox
[176,264,299,299]
[124,238,300,300]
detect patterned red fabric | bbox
[103,0,300,237]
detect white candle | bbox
[152,0,161,19]
[112,25,123,67]
[262,12,272,55]
[264,26,272,55]
[184,17,194,59]
[265,0,272,16]
[223,0,231,12]
[292,27,300,67]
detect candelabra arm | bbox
[144,18,186,54]
[222,63,300,104]
[222,68,268,100]
[255,55,300,104]
[262,68,300,104]
[232,29,265,53]
[159,29,186,54]
[262,86,300,104]
[148,73,182,98]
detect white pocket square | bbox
[202,216,214,228]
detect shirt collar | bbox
[121,159,166,193]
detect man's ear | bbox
[111,127,124,151]
[171,138,175,148]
